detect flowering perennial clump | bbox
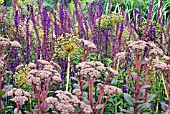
[45,90,92,114]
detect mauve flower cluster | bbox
[126,40,163,56]
[26,60,61,86]
[45,90,92,114]
[98,83,122,96]
[153,59,170,70]
[76,61,106,79]
[115,52,126,60]
[127,40,148,50]
[6,88,31,105]
[0,37,22,48]
[81,39,97,52]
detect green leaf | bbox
[0,106,13,112]
[141,84,151,89]
[124,93,135,106]
[146,94,156,102]
[137,103,151,113]
[0,90,5,96]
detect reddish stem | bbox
[100,97,110,114]
[88,77,94,109]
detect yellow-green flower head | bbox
[13,65,31,87]
[110,12,124,24]
[140,20,163,36]
[55,33,80,58]
[96,13,124,30]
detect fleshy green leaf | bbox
[137,103,151,113]
[146,94,156,102]
[124,93,135,106]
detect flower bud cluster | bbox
[45,90,92,114]
[81,39,97,52]
[76,61,106,78]
[6,88,31,105]
[0,37,22,48]
[98,83,122,96]
[26,60,61,86]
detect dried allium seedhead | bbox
[72,89,81,96]
[81,39,97,52]
[116,52,126,60]
[56,33,80,55]
[11,41,22,48]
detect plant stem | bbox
[161,74,169,100]
[66,54,70,91]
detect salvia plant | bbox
[0,0,170,113]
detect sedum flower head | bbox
[76,61,106,79]
[6,88,31,105]
[46,90,92,113]
[98,83,122,96]
[26,60,62,86]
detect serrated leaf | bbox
[124,93,135,106]
[146,94,155,102]
[137,103,151,113]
